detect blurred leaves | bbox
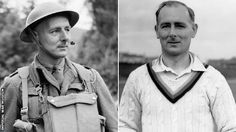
[0,0,37,82]
[76,0,118,98]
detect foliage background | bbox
[0,0,117,99]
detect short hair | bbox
[155,1,195,24]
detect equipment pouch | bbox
[43,92,105,132]
[13,119,34,132]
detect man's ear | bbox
[154,25,160,39]
[191,23,198,38]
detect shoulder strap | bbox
[71,62,96,93]
[18,66,30,121]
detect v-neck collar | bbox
[152,52,207,75]
[147,62,208,103]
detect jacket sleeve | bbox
[93,70,118,132]
[119,72,142,132]
[0,76,22,132]
[209,73,236,132]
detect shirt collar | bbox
[190,53,207,72]
[152,52,207,74]
[35,56,65,71]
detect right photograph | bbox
[119,0,236,132]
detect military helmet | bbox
[20,2,79,43]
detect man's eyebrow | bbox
[175,22,186,24]
[174,22,187,26]
[160,22,170,26]
[174,21,186,25]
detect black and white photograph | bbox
[1,0,236,132]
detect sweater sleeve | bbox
[119,72,142,132]
[210,73,236,132]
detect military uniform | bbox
[1,57,118,132]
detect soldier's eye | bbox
[50,29,60,34]
[65,28,70,32]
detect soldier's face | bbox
[35,16,71,59]
[155,5,198,56]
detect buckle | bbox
[35,85,44,103]
[82,80,88,90]
[21,107,28,116]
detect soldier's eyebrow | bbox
[49,24,71,30]
[64,25,71,29]
[48,27,61,32]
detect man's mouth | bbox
[57,45,68,48]
[168,41,180,44]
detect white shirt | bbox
[152,53,206,92]
[119,53,236,132]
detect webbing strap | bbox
[71,63,96,93]
[18,66,30,121]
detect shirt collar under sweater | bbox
[152,52,207,77]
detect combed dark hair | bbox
[155,1,195,24]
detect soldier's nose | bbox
[60,30,70,43]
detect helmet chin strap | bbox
[28,28,42,46]
[28,28,59,60]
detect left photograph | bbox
[0,0,118,132]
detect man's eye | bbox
[161,25,169,29]
[176,24,185,28]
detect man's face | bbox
[155,5,198,56]
[35,16,71,59]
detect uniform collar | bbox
[152,52,207,75]
[31,56,78,90]
[35,56,65,72]
[33,56,76,73]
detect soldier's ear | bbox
[28,29,38,42]
[32,31,39,40]
[32,31,42,46]
[28,29,41,45]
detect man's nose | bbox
[169,26,177,38]
[60,30,70,42]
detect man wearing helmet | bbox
[1,2,117,132]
